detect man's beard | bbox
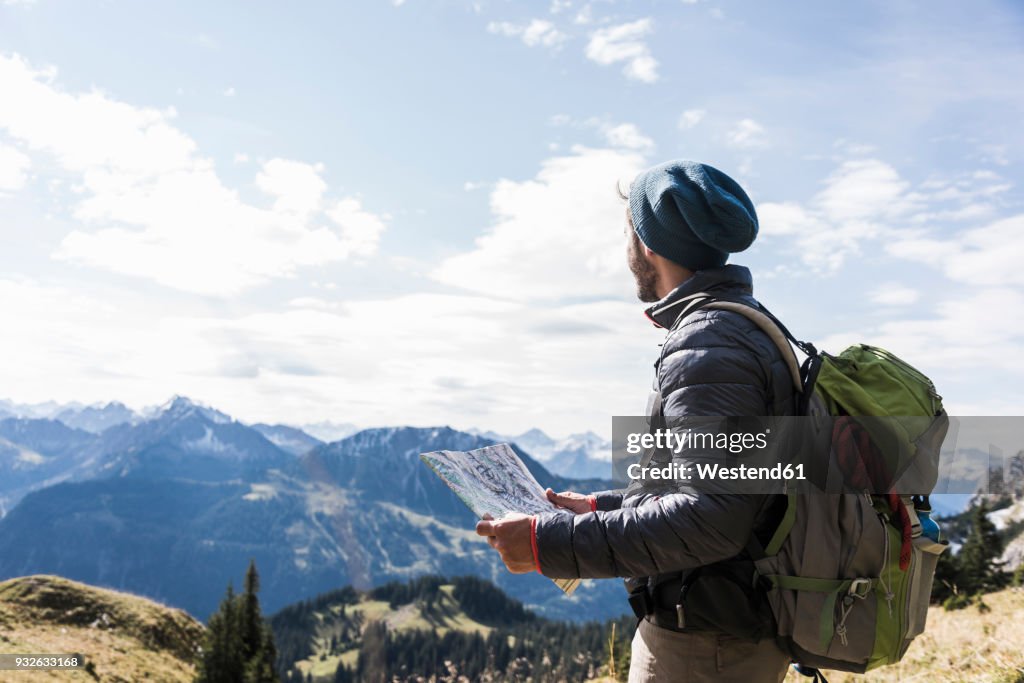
[628,232,660,303]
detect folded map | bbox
[420,443,581,596]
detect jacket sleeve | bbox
[591,490,624,511]
[533,310,777,579]
[534,493,767,578]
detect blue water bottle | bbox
[914,495,942,542]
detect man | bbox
[476,160,796,682]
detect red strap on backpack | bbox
[833,417,912,571]
[887,493,912,571]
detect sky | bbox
[0,0,1022,438]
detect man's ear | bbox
[642,243,656,259]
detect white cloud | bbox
[815,158,911,222]
[0,53,386,296]
[431,145,647,300]
[833,138,876,156]
[977,143,1009,167]
[757,159,1024,410]
[255,158,327,216]
[903,172,1010,225]
[726,118,768,149]
[678,109,705,129]
[888,214,1024,288]
[585,19,659,83]
[758,159,917,271]
[0,142,31,191]
[869,283,920,306]
[817,287,1024,411]
[223,86,236,97]
[487,19,568,49]
[760,158,1018,280]
[603,123,653,151]
[0,279,661,436]
[546,115,654,152]
[325,198,387,259]
[487,21,519,37]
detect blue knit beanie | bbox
[628,160,758,270]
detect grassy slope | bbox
[788,588,1024,683]
[6,574,1020,682]
[0,575,204,683]
[586,589,1024,683]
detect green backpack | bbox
[671,293,950,676]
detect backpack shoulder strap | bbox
[660,292,810,394]
[703,300,803,393]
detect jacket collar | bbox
[643,264,754,329]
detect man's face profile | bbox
[626,221,659,303]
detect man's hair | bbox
[617,180,633,231]
[616,179,631,202]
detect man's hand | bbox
[545,488,594,515]
[476,513,536,574]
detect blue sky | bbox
[1,0,1022,436]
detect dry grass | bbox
[780,588,1024,683]
[6,575,1021,682]
[589,589,1024,683]
[0,575,204,683]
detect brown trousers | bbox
[629,618,792,683]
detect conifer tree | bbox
[242,560,263,658]
[197,584,244,683]
[196,561,280,683]
[958,500,1007,593]
[357,620,388,683]
[333,663,355,683]
[932,543,961,600]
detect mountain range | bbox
[0,396,356,450]
[470,427,612,480]
[1,397,610,479]
[0,397,624,623]
[3,395,1019,628]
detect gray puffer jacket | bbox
[534,265,796,580]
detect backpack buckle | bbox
[848,578,872,599]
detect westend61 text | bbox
[627,462,807,482]
[625,427,770,455]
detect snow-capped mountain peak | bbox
[154,396,232,425]
[471,427,612,479]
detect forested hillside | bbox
[269,575,635,682]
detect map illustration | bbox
[420,443,581,596]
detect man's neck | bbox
[656,269,694,299]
